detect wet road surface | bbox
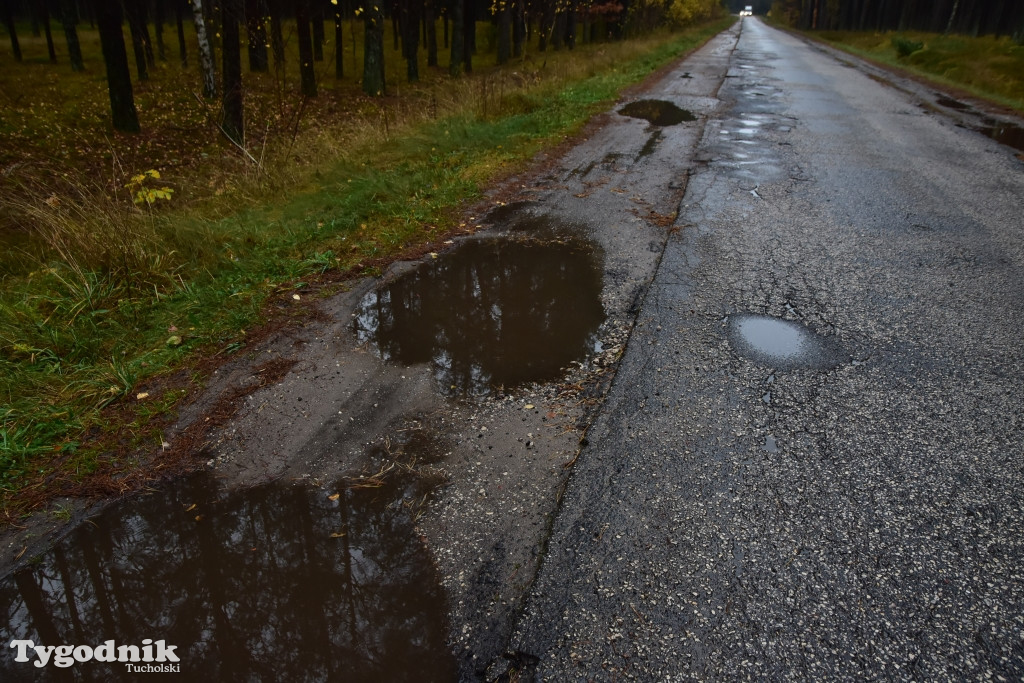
[509,17,1024,681]
[3,17,1023,682]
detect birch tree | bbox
[192,0,218,98]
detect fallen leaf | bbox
[166,335,182,346]
[328,493,340,501]
[330,532,346,538]
[136,392,150,400]
[185,504,197,512]
[292,293,301,300]
[524,404,535,410]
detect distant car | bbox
[740,5,753,16]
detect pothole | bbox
[978,120,1024,153]
[354,233,605,397]
[936,95,969,111]
[0,471,456,679]
[619,99,697,126]
[728,314,842,369]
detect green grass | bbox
[812,29,1024,113]
[0,16,736,511]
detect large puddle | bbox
[931,96,1024,153]
[728,314,842,370]
[619,99,697,126]
[0,472,456,680]
[354,235,605,397]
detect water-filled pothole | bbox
[619,99,697,126]
[355,234,605,397]
[978,120,1024,153]
[0,472,456,680]
[936,95,969,111]
[728,314,842,369]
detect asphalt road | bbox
[3,16,1021,683]
[508,17,1024,681]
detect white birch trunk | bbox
[191,0,218,98]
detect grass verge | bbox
[808,29,1024,113]
[0,17,736,520]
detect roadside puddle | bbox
[930,96,1024,153]
[619,99,697,126]
[978,120,1024,153]
[728,314,842,369]
[0,471,456,679]
[354,234,605,397]
[936,95,970,111]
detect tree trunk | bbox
[175,0,188,67]
[312,4,324,60]
[94,0,140,132]
[512,0,524,57]
[945,0,961,33]
[221,0,244,145]
[38,3,57,63]
[296,0,317,96]
[462,0,473,71]
[154,0,167,60]
[192,0,218,98]
[539,1,554,51]
[363,3,385,95]
[566,0,577,50]
[60,0,84,71]
[448,0,463,75]
[334,4,343,78]
[140,3,155,66]
[425,0,437,66]
[401,0,419,81]
[125,2,150,81]
[268,0,284,68]
[245,0,268,71]
[2,0,21,63]
[496,0,510,64]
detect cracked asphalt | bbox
[507,17,1024,681]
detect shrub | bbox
[892,36,924,57]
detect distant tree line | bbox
[0,0,721,138]
[773,0,1024,39]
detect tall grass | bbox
[0,17,735,505]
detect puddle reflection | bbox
[619,99,697,126]
[728,314,843,370]
[979,120,1024,153]
[0,473,455,681]
[355,236,605,397]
